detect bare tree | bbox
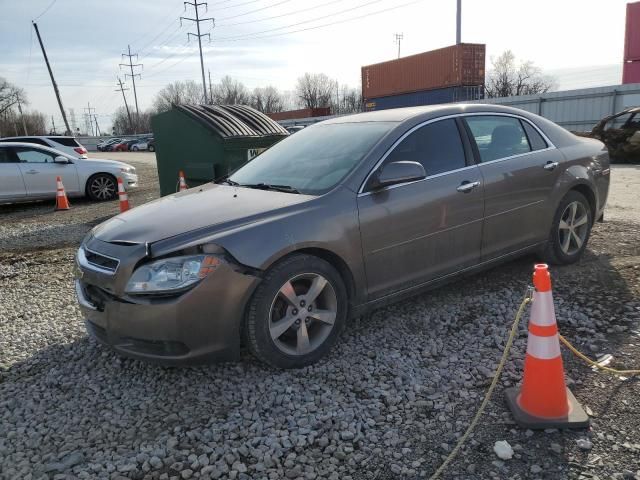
[152,80,203,112]
[112,106,152,135]
[295,73,336,109]
[334,85,363,114]
[251,86,284,113]
[485,50,556,98]
[212,76,250,105]
[0,77,27,116]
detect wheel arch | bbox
[567,182,596,219]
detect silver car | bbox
[75,104,609,368]
[0,142,138,203]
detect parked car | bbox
[574,106,640,163]
[0,142,138,203]
[130,138,151,151]
[75,104,609,368]
[0,136,88,158]
[111,139,133,152]
[286,126,305,134]
[97,138,123,152]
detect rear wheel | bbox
[148,144,155,152]
[132,146,139,151]
[86,174,117,201]
[245,254,347,368]
[543,190,593,264]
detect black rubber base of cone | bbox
[505,387,590,429]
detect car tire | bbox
[148,144,155,152]
[542,190,593,265]
[86,173,118,201]
[245,254,348,369]
[132,146,138,151]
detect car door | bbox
[463,114,562,260]
[13,146,80,197]
[357,118,484,300]
[0,147,27,200]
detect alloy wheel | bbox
[558,201,589,255]
[269,273,338,356]
[90,176,116,201]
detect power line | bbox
[215,0,342,28]
[216,0,292,22]
[33,0,57,21]
[181,1,215,103]
[119,45,143,116]
[215,0,424,42]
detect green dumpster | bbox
[151,104,289,196]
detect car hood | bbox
[79,158,134,170]
[92,183,315,244]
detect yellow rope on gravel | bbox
[559,334,640,375]
[429,290,640,480]
[428,289,533,480]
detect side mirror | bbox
[54,155,70,164]
[371,161,426,190]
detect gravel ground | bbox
[1,156,639,480]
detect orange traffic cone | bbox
[178,170,188,191]
[117,177,130,213]
[54,176,71,211]
[505,264,589,429]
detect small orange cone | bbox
[117,177,130,213]
[178,170,188,191]
[54,176,71,211]
[505,264,589,429]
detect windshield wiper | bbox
[216,177,240,186]
[240,183,300,194]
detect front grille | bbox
[84,248,119,273]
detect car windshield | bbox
[229,122,395,195]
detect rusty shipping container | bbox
[624,1,640,61]
[361,43,485,99]
[267,108,331,121]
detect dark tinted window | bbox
[0,148,17,163]
[385,119,466,176]
[521,121,547,151]
[48,137,81,147]
[465,116,531,162]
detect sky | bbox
[0,0,631,132]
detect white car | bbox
[0,142,138,203]
[0,135,89,158]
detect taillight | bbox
[74,147,87,154]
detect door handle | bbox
[25,169,38,174]
[456,180,480,193]
[543,161,559,171]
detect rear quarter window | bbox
[48,137,81,147]
[521,121,548,151]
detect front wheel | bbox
[245,254,348,368]
[86,174,117,201]
[132,146,139,151]
[148,144,155,152]
[542,190,593,265]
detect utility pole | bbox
[69,108,78,135]
[16,97,28,135]
[94,114,101,136]
[394,33,404,58]
[51,116,56,135]
[456,0,462,44]
[84,103,96,136]
[120,45,142,116]
[115,77,134,133]
[208,69,213,105]
[33,22,71,135]
[181,1,215,104]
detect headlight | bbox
[125,255,222,294]
[120,167,135,173]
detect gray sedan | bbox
[75,104,610,368]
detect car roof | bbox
[0,141,71,156]
[0,135,76,140]
[322,103,547,124]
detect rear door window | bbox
[464,116,531,162]
[384,119,467,177]
[521,121,548,151]
[48,137,81,147]
[0,148,18,163]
